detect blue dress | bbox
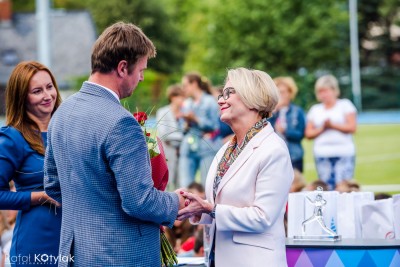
[0,126,61,266]
[269,103,306,172]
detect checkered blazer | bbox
[44,82,179,267]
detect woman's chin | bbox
[220,115,231,125]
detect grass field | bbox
[303,124,400,192]
[1,117,398,191]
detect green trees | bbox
[12,0,400,110]
[203,0,349,77]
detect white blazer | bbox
[192,123,293,267]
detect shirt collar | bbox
[86,81,120,103]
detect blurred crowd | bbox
[157,72,359,192]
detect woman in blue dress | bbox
[269,76,306,172]
[0,61,62,266]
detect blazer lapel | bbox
[215,123,275,198]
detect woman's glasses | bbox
[217,87,236,100]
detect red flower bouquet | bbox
[133,112,168,188]
[133,111,177,267]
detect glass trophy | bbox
[293,186,341,241]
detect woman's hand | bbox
[323,113,357,134]
[177,191,213,221]
[305,121,325,139]
[31,191,61,207]
[275,121,285,134]
[174,188,188,210]
[182,112,198,124]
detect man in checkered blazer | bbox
[44,22,185,266]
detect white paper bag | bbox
[361,198,395,239]
[353,192,374,238]
[336,193,356,238]
[393,194,400,239]
[336,192,374,238]
[287,192,306,238]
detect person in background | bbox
[178,68,293,267]
[284,169,307,236]
[1,182,17,267]
[348,180,360,192]
[177,225,204,257]
[165,181,205,253]
[1,209,17,267]
[156,84,185,190]
[0,211,8,266]
[305,74,357,190]
[335,180,360,193]
[177,183,206,257]
[374,193,391,200]
[176,182,206,256]
[187,181,206,199]
[179,72,222,188]
[193,227,205,257]
[44,22,184,266]
[290,169,307,193]
[269,76,306,172]
[305,180,329,192]
[0,61,62,266]
[164,218,196,253]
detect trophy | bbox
[293,187,341,241]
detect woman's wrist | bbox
[202,201,213,213]
[30,191,44,206]
[208,205,217,219]
[208,204,216,219]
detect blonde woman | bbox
[305,74,357,190]
[178,68,293,267]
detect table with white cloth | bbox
[175,257,205,266]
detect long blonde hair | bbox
[5,61,62,155]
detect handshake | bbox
[174,189,214,221]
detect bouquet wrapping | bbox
[150,137,169,191]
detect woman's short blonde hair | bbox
[273,76,298,100]
[226,68,279,119]
[314,74,340,97]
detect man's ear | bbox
[117,60,128,77]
